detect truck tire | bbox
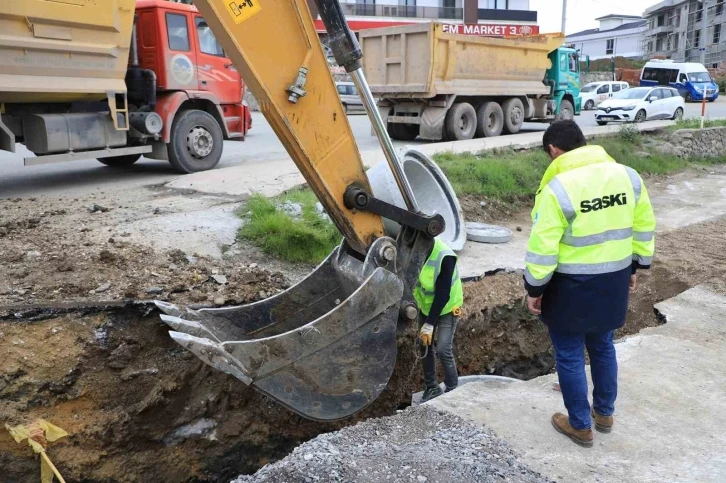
[445,103,477,141]
[389,123,419,141]
[168,109,224,174]
[502,98,525,135]
[475,102,504,138]
[97,153,142,167]
[556,100,575,121]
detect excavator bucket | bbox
[156,238,405,421]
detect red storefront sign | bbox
[313,19,539,37]
[442,23,539,36]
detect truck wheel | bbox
[445,103,477,141]
[685,93,693,102]
[502,98,525,134]
[97,153,142,167]
[389,123,419,141]
[556,100,575,121]
[475,102,504,138]
[168,110,224,173]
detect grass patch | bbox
[238,188,340,264]
[672,118,726,130]
[433,149,550,202]
[434,129,723,203]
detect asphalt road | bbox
[1,98,725,198]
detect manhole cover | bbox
[465,222,513,244]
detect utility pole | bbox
[701,0,709,64]
[561,0,568,34]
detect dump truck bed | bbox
[359,23,564,99]
[0,0,135,104]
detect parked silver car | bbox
[336,82,364,113]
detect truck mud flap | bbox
[420,107,447,141]
[156,241,404,421]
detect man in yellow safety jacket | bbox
[525,120,656,447]
[414,237,464,402]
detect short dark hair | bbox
[542,120,587,153]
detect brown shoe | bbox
[591,408,614,434]
[551,413,593,448]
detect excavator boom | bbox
[191,0,382,255]
[157,0,458,421]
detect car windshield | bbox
[613,87,651,100]
[580,83,601,93]
[687,72,711,82]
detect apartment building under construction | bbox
[643,0,726,66]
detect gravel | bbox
[232,405,552,483]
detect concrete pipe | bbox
[366,147,466,251]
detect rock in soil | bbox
[232,405,553,483]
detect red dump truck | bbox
[0,0,251,173]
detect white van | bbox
[579,81,630,110]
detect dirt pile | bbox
[0,195,287,309]
[0,272,552,483]
[0,307,342,483]
[232,406,553,483]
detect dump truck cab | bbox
[135,0,252,165]
[545,46,583,119]
[0,0,251,173]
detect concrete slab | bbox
[166,157,306,198]
[429,286,726,483]
[459,226,530,279]
[650,173,726,232]
[114,202,242,258]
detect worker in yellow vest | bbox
[525,120,656,447]
[414,237,464,402]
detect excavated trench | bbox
[0,268,684,483]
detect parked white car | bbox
[335,82,364,113]
[579,81,630,110]
[595,86,685,125]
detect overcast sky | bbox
[532,0,662,35]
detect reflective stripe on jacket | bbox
[414,238,464,316]
[525,145,656,291]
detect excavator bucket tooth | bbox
[169,331,252,385]
[159,314,221,343]
[158,241,405,421]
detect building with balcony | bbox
[642,0,726,65]
[306,0,539,39]
[565,14,647,61]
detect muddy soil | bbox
[0,273,549,482]
[1,183,725,481]
[459,194,530,224]
[0,193,293,309]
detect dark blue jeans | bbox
[419,313,458,391]
[549,329,618,430]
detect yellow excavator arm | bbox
[157,0,450,421]
[192,0,383,254]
